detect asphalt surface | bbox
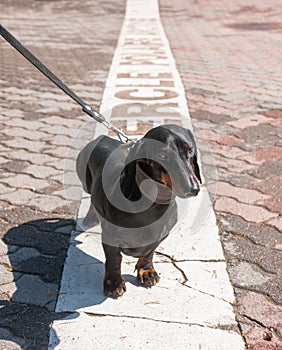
[0,0,281,349]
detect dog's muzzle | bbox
[135,163,175,205]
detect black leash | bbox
[0,24,131,143]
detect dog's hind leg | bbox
[82,202,100,227]
[135,251,160,287]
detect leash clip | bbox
[82,105,105,123]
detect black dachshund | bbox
[76,124,201,297]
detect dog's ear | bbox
[122,139,146,196]
[184,129,202,184]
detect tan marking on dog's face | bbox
[160,171,172,188]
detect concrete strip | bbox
[49,0,245,348]
[49,313,244,350]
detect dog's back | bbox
[76,135,123,194]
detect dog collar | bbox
[135,163,175,205]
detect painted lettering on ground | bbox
[101,18,189,136]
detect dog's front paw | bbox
[103,276,126,298]
[137,267,160,287]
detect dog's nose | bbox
[191,183,200,196]
[182,182,199,197]
[189,177,200,196]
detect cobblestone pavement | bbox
[0,0,125,349]
[159,1,282,349]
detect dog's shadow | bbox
[0,217,114,349]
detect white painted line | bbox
[49,0,245,348]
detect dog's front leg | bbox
[82,202,99,228]
[102,244,126,297]
[136,251,160,287]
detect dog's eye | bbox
[184,143,194,157]
[188,147,194,155]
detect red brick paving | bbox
[0,0,125,348]
[160,0,282,349]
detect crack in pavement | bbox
[242,314,282,341]
[182,283,233,306]
[82,311,237,332]
[156,251,188,284]
[155,251,234,305]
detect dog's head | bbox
[125,124,202,200]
